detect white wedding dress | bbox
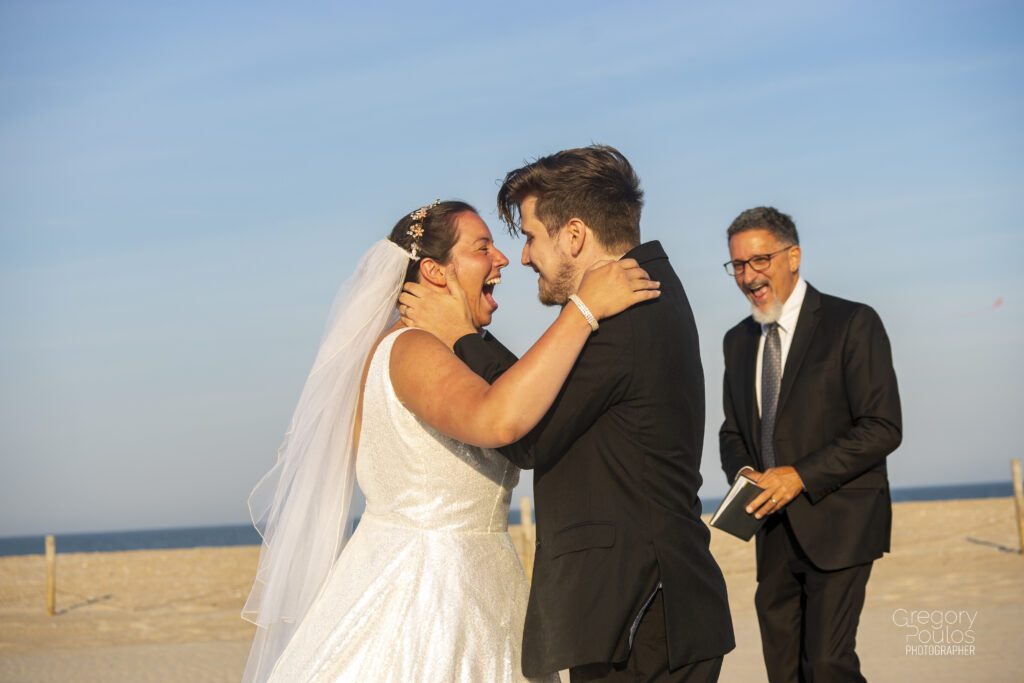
[268,328,556,682]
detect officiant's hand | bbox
[399,264,477,349]
[745,466,805,519]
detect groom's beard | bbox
[537,257,577,307]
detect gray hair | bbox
[726,206,800,245]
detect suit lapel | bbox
[776,284,822,419]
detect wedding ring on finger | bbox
[770,497,778,504]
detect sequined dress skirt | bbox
[267,513,551,682]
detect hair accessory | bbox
[568,293,599,332]
[406,198,441,260]
[388,240,420,262]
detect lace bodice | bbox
[356,328,519,532]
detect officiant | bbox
[718,206,902,683]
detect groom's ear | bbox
[564,218,587,258]
[419,258,447,287]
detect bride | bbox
[242,200,659,682]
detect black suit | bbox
[455,241,735,679]
[720,283,902,682]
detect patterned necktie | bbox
[760,323,782,470]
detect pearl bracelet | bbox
[568,294,599,332]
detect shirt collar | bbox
[762,276,806,335]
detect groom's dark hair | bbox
[497,145,643,251]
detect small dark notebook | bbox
[710,475,766,541]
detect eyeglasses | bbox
[723,246,794,276]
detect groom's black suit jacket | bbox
[454,241,735,677]
[719,284,903,576]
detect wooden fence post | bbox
[1012,459,1024,556]
[520,497,535,580]
[45,535,56,615]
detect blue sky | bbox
[1,0,1022,535]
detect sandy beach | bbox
[1,498,1022,682]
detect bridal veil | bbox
[241,239,411,682]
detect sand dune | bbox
[1,498,1022,682]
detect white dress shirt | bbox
[736,277,807,482]
[755,277,806,416]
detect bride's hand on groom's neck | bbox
[576,258,661,321]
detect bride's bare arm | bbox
[391,259,658,448]
[390,308,587,448]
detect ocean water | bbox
[0,481,1013,557]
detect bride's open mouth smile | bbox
[482,276,501,311]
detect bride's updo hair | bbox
[388,200,477,284]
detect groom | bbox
[402,145,734,682]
